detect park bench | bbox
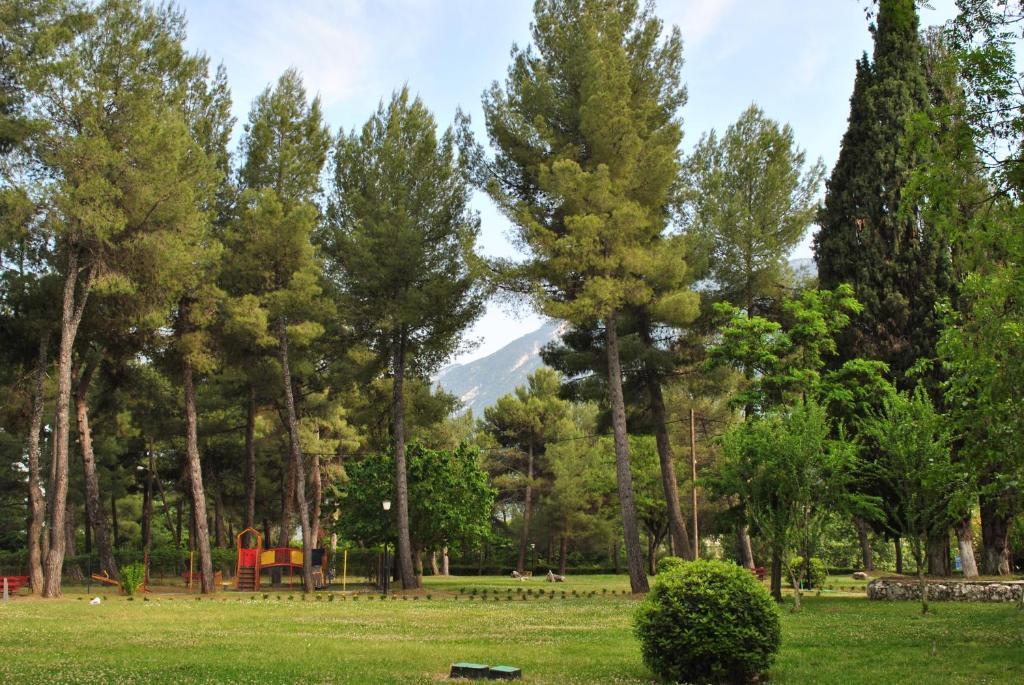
[1,575,29,594]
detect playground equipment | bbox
[235,527,329,591]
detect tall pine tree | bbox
[476,0,685,593]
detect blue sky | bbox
[177,0,958,364]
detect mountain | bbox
[436,259,817,416]
[434,320,564,416]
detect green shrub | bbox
[655,555,686,575]
[120,563,145,596]
[634,559,781,684]
[788,556,827,589]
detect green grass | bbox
[0,577,1021,684]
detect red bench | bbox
[1,575,29,594]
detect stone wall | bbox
[867,577,1024,602]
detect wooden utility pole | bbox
[690,408,699,559]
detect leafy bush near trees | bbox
[634,559,781,684]
[120,563,146,596]
[788,556,827,589]
[655,556,685,575]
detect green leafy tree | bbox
[337,443,495,577]
[475,0,686,593]
[323,87,485,588]
[717,401,867,609]
[861,388,968,613]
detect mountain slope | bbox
[434,320,563,416]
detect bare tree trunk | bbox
[604,313,649,594]
[441,546,449,576]
[647,532,656,576]
[27,334,49,593]
[43,251,93,598]
[278,318,314,592]
[853,517,873,572]
[979,492,1012,576]
[245,384,257,544]
[414,546,424,581]
[894,537,903,574]
[770,547,783,602]
[737,524,755,570]
[927,531,950,577]
[391,332,417,590]
[182,353,215,594]
[430,551,440,576]
[649,378,693,560]
[559,535,568,576]
[517,441,534,574]
[954,516,979,579]
[75,353,119,579]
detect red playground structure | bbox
[235,528,328,591]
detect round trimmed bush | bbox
[634,559,780,684]
[655,555,686,575]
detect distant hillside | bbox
[434,320,563,416]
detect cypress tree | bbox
[814,0,952,386]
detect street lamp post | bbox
[382,499,392,594]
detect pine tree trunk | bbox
[309,450,322,546]
[391,332,417,590]
[737,524,755,569]
[649,380,693,560]
[854,517,874,572]
[142,450,154,579]
[245,384,257,544]
[213,481,227,549]
[604,313,649,594]
[895,537,903,574]
[27,334,49,593]
[43,251,92,598]
[279,452,296,548]
[442,546,449,576]
[110,492,119,549]
[559,535,568,576]
[517,441,534,574]
[430,551,440,576]
[278,318,314,592]
[954,516,979,579]
[64,505,83,583]
[183,355,215,594]
[75,354,118,579]
[979,492,1011,576]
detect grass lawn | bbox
[0,575,1021,684]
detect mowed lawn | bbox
[0,575,1021,684]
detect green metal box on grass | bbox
[488,665,522,680]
